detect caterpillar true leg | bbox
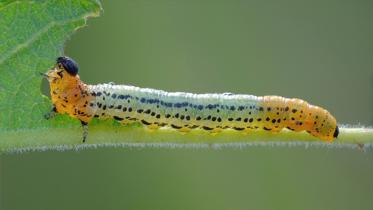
[45,56,339,142]
[44,106,57,120]
[80,121,89,143]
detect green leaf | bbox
[0,0,101,130]
[0,0,372,154]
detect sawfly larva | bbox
[43,56,339,142]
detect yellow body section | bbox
[47,65,94,123]
[259,96,337,141]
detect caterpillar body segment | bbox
[45,57,339,142]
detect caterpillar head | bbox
[45,56,80,83]
[56,56,79,76]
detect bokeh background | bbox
[1,0,373,209]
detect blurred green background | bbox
[1,0,373,209]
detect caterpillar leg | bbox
[209,128,223,136]
[269,127,282,133]
[80,120,89,143]
[44,106,57,120]
[179,127,191,133]
[144,124,161,133]
[147,124,160,130]
[242,128,253,135]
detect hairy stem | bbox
[0,124,372,153]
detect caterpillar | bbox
[43,56,339,142]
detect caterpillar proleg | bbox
[44,56,339,142]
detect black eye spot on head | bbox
[57,71,63,78]
[56,56,79,76]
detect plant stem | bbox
[0,125,372,153]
